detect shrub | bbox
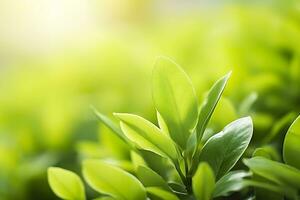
[48,57,257,200]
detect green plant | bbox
[244,115,300,200]
[48,57,254,200]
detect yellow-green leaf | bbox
[199,117,253,179]
[136,166,170,191]
[244,157,300,190]
[196,72,231,142]
[283,115,300,170]
[152,56,198,149]
[114,113,178,161]
[146,187,180,200]
[156,111,170,136]
[92,107,127,142]
[83,159,146,200]
[192,162,215,200]
[48,167,85,200]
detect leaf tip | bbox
[242,158,250,166]
[90,106,104,119]
[153,56,180,73]
[226,70,232,78]
[244,116,253,122]
[154,55,173,64]
[47,167,60,176]
[113,112,126,120]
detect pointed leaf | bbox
[167,182,187,195]
[283,115,300,170]
[114,113,178,161]
[140,150,173,180]
[156,111,169,136]
[146,187,180,200]
[48,167,85,200]
[92,107,126,142]
[131,151,147,170]
[152,56,198,149]
[244,157,300,190]
[192,162,215,200]
[199,117,253,179]
[238,92,258,116]
[196,72,231,142]
[136,166,170,191]
[213,170,251,197]
[83,159,146,200]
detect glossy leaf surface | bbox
[48,167,85,200]
[192,162,215,200]
[199,117,253,178]
[283,115,300,170]
[152,56,198,149]
[136,166,170,191]
[83,159,146,200]
[146,187,180,200]
[115,113,178,161]
[213,170,251,197]
[244,157,300,190]
[196,72,231,141]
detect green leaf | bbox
[207,97,237,130]
[196,72,231,142]
[152,56,198,149]
[146,187,180,200]
[48,167,85,200]
[91,106,127,142]
[114,113,178,161]
[99,124,131,160]
[250,175,284,200]
[94,197,115,200]
[156,111,170,136]
[167,182,187,195]
[238,92,258,116]
[199,117,253,179]
[130,151,147,170]
[82,159,146,200]
[283,115,300,170]
[101,159,134,173]
[192,162,215,200]
[243,157,300,190]
[242,180,298,199]
[136,166,170,191]
[139,150,174,180]
[252,146,280,161]
[213,170,251,197]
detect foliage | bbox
[244,115,300,200]
[1,1,300,199]
[48,58,256,200]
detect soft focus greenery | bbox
[0,0,300,199]
[48,58,255,200]
[47,57,300,200]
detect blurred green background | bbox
[0,0,299,199]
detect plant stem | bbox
[174,160,187,186]
[183,155,193,194]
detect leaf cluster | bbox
[48,57,300,200]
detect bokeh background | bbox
[0,0,299,199]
